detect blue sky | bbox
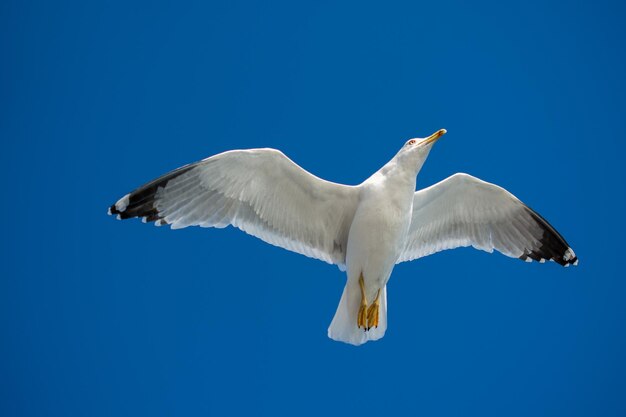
[1,1,625,416]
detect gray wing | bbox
[109,148,360,270]
[397,173,578,266]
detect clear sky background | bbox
[2,1,625,416]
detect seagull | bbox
[109,129,578,345]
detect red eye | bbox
[408,139,416,145]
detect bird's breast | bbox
[345,187,413,289]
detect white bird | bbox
[109,129,578,345]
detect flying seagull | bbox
[109,129,578,345]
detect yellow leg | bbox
[357,273,368,330]
[367,289,381,329]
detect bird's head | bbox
[395,129,447,174]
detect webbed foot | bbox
[366,289,381,329]
[357,274,368,330]
[357,274,381,331]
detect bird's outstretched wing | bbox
[397,173,578,266]
[109,148,359,269]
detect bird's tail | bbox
[328,283,387,346]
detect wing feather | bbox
[398,173,578,266]
[110,148,359,269]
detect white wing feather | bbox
[398,173,577,266]
[110,149,360,269]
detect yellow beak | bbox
[422,129,447,146]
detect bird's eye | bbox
[408,139,417,145]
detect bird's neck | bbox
[372,156,419,191]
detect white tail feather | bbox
[328,284,387,345]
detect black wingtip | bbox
[108,204,119,216]
[108,164,195,225]
[518,208,578,267]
